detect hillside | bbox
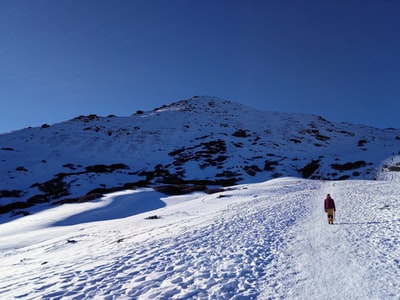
[1,96,400,219]
[0,178,399,299]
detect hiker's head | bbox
[327,194,331,198]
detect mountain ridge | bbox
[1,96,400,218]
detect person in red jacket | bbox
[324,194,336,224]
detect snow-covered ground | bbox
[1,177,399,299]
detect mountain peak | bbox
[154,96,245,113]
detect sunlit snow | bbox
[1,177,399,299]
[1,97,400,299]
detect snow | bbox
[1,96,400,299]
[1,177,399,299]
[2,96,400,206]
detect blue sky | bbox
[1,0,400,133]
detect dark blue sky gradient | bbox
[1,0,400,132]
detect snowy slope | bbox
[1,96,400,220]
[1,96,400,298]
[0,178,399,299]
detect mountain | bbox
[1,96,400,218]
[1,96,400,298]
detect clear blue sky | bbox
[1,0,400,133]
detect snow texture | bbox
[1,177,399,299]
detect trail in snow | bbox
[0,178,399,299]
[274,180,400,299]
[124,180,317,299]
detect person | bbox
[324,194,336,224]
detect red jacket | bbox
[324,194,336,211]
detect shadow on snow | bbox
[52,190,166,226]
[334,219,400,226]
